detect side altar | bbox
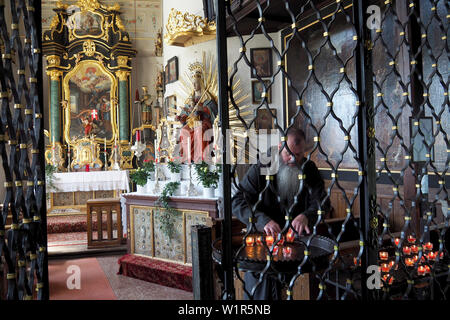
[121,193,218,265]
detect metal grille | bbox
[215,0,449,300]
[0,0,48,300]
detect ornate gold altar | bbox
[42,0,136,171]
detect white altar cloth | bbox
[52,170,130,193]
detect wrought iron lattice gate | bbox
[215,0,449,300]
[0,0,48,300]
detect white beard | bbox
[276,162,302,212]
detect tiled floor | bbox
[96,255,194,300]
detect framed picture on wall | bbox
[255,108,276,133]
[250,48,272,78]
[164,95,177,118]
[251,80,272,104]
[167,56,178,84]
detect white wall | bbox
[162,1,284,130]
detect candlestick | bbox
[405,257,415,267]
[187,136,191,164]
[407,235,416,244]
[380,263,391,273]
[104,138,107,170]
[67,145,71,172]
[424,242,433,251]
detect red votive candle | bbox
[276,235,285,246]
[412,255,419,263]
[379,251,389,261]
[381,263,391,273]
[272,245,279,255]
[394,238,401,246]
[411,245,419,254]
[286,229,295,243]
[403,246,411,255]
[245,236,255,247]
[407,235,416,244]
[282,246,292,257]
[389,260,396,270]
[405,258,414,267]
[136,130,141,142]
[353,257,361,266]
[265,236,274,247]
[424,242,433,251]
[417,266,426,276]
[85,164,90,172]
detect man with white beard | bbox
[232,127,329,300]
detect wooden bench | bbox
[86,198,122,249]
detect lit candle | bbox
[272,245,279,255]
[424,265,431,274]
[136,130,141,142]
[411,245,419,254]
[412,255,419,263]
[427,252,437,261]
[85,164,90,172]
[276,235,285,246]
[382,274,394,286]
[417,265,426,276]
[440,252,444,259]
[265,236,274,247]
[407,235,416,244]
[394,238,401,246]
[405,257,415,267]
[379,251,389,261]
[245,236,255,247]
[403,246,411,255]
[286,229,295,243]
[389,260,395,269]
[424,242,433,251]
[282,246,292,257]
[256,236,264,246]
[353,257,361,266]
[380,263,391,273]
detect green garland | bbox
[156,182,180,239]
[194,161,221,188]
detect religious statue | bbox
[176,62,217,163]
[141,86,153,125]
[154,28,163,57]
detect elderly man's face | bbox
[280,136,305,167]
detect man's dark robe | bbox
[232,158,330,232]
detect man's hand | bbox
[264,220,281,237]
[291,214,310,236]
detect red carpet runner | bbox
[118,254,193,292]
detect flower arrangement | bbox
[130,167,148,186]
[130,159,155,186]
[167,159,182,173]
[194,161,221,188]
